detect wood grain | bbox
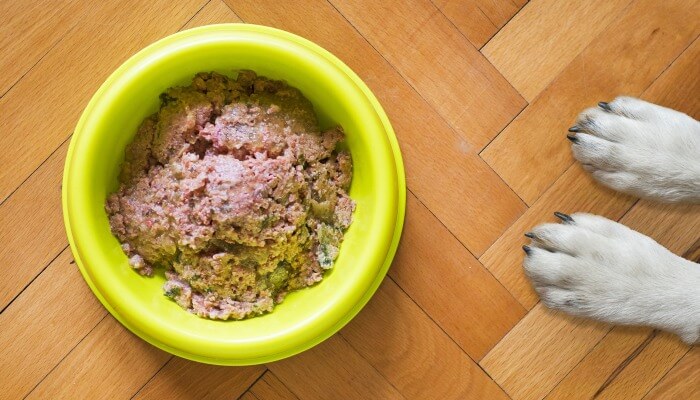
[432,0,496,48]
[390,192,525,360]
[0,0,86,96]
[266,335,404,400]
[436,0,525,48]
[480,303,610,400]
[483,0,633,101]
[590,332,687,400]
[481,0,700,205]
[547,329,689,399]
[26,315,171,400]
[248,371,299,400]
[341,278,509,399]
[329,0,526,149]
[0,249,105,400]
[0,140,68,309]
[227,0,526,255]
[640,36,700,119]
[240,393,259,400]
[0,0,205,202]
[182,0,241,28]
[644,348,700,399]
[133,357,264,400]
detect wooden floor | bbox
[1,0,698,399]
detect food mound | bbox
[106,71,355,320]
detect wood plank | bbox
[26,315,171,400]
[644,348,700,399]
[0,0,206,202]
[0,249,106,400]
[390,192,525,360]
[341,279,510,399]
[594,332,687,400]
[481,0,700,205]
[480,35,700,308]
[480,303,610,400]
[0,141,67,309]
[547,329,688,399]
[226,0,526,256]
[0,0,87,96]
[546,327,654,399]
[329,0,526,150]
[240,393,259,400]
[133,357,264,400]
[483,0,633,101]
[182,0,241,28]
[266,335,404,400]
[640,37,700,118]
[421,0,525,52]
[432,0,498,48]
[473,0,524,31]
[480,165,635,308]
[248,371,299,400]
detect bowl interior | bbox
[65,25,400,363]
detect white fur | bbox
[522,97,700,344]
[569,96,700,203]
[524,213,700,344]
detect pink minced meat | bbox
[106,71,355,320]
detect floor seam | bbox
[22,313,108,400]
[234,369,269,400]
[0,244,69,314]
[334,331,408,400]
[129,356,175,400]
[325,0,525,157]
[0,135,71,206]
[0,23,79,101]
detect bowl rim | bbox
[62,23,406,365]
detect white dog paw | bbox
[567,97,700,203]
[523,212,700,344]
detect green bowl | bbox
[62,24,405,365]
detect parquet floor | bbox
[1,1,698,399]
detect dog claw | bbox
[524,232,536,239]
[554,211,574,223]
[568,126,582,133]
[598,101,611,111]
[566,133,579,143]
[522,245,532,255]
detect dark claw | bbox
[568,126,582,133]
[522,245,532,255]
[554,211,574,223]
[598,102,611,112]
[524,232,536,239]
[566,134,579,143]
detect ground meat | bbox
[106,71,355,320]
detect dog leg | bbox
[567,97,700,203]
[523,212,700,344]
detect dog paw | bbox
[523,212,700,343]
[567,97,700,203]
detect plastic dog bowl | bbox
[62,24,405,365]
